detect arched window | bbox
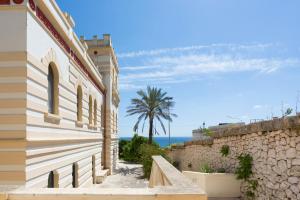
[77,86,83,122]
[94,100,97,126]
[47,63,59,114]
[72,163,78,188]
[89,95,93,125]
[48,171,54,188]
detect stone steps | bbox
[95,169,109,184]
[208,198,241,200]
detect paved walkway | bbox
[97,160,149,188]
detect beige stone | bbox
[290,184,300,194]
[292,159,300,166]
[286,148,296,158]
[296,143,300,151]
[288,177,299,184]
[268,149,276,158]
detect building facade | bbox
[0,0,119,188]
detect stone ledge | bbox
[2,187,206,200]
[184,139,214,147]
[184,116,300,147]
[212,116,300,138]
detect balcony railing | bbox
[0,156,207,200]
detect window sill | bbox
[44,112,61,124]
[75,121,84,128]
[88,124,97,130]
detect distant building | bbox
[0,0,119,188]
[192,122,245,141]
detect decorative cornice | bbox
[28,0,105,94]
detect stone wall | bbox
[168,116,300,200]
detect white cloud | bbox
[253,105,263,109]
[117,43,275,58]
[118,43,300,90]
[121,65,162,71]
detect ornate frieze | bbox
[29,0,104,94]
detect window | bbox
[89,95,93,125]
[48,171,54,188]
[77,86,83,122]
[72,163,78,188]
[112,111,115,132]
[92,155,96,184]
[47,63,59,115]
[116,113,118,131]
[101,105,104,128]
[94,100,97,126]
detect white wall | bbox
[0,10,26,52]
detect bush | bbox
[121,134,149,162]
[139,144,169,179]
[220,145,230,157]
[235,153,253,180]
[119,139,130,159]
[119,134,159,163]
[199,163,214,173]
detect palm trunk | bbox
[148,117,154,144]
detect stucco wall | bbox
[0,0,119,188]
[24,7,104,188]
[168,116,300,199]
[0,7,27,185]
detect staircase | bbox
[96,168,110,184]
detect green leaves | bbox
[199,163,214,173]
[203,128,214,137]
[126,86,176,143]
[220,145,230,157]
[235,153,253,180]
[235,153,257,199]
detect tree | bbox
[126,86,176,144]
[284,108,293,117]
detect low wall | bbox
[168,116,300,200]
[0,156,207,200]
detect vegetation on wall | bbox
[220,145,230,157]
[235,153,257,199]
[173,161,180,169]
[203,128,214,137]
[284,108,293,117]
[199,163,214,173]
[235,154,253,180]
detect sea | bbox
[120,137,192,148]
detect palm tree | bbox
[126,86,176,144]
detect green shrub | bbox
[119,139,130,159]
[121,134,158,163]
[235,153,253,180]
[203,128,214,137]
[235,153,257,199]
[220,145,230,157]
[139,144,168,179]
[216,168,226,173]
[199,163,214,173]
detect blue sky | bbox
[57,0,300,137]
